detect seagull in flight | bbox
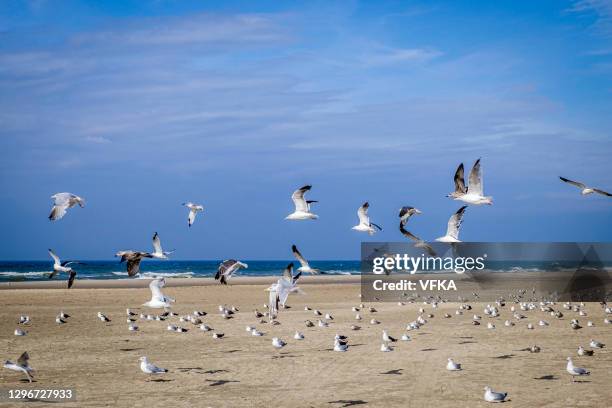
[399,206,422,226]
[48,249,82,288]
[435,206,467,243]
[399,224,436,257]
[49,192,85,221]
[215,260,248,284]
[267,263,303,319]
[352,202,382,235]
[3,352,34,382]
[150,232,174,259]
[559,177,611,197]
[447,159,493,205]
[115,250,153,277]
[143,277,175,309]
[285,185,318,220]
[292,245,320,274]
[183,202,204,227]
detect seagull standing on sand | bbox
[183,202,204,227]
[446,358,462,371]
[143,278,175,308]
[292,245,320,274]
[215,260,248,285]
[115,250,153,277]
[352,202,382,235]
[483,386,507,402]
[48,249,82,289]
[435,206,467,243]
[48,192,85,221]
[150,232,174,259]
[559,177,611,197]
[447,159,493,205]
[3,352,34,382]
[566,357,590,382]
[139,357,167,375]
[286,185,318,220]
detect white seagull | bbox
[215,259,248,285]
[446,358,462,371]
[143,278,175,309]
[352,202,382,235]
[150,232,174,259]
[435,206,467,243]
[49,192,85,221]
[447,159,493,205]
[566,357,590,382]
[484,386,507,403]
[272,337,286,348]
[559,177,611,197]
[183,202,204,227]
[3,352,34,382]
[285,185,318,220]
[48,249,82,289]
[139,357,168,374]
[292,245,320,274]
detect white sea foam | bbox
[0,271,50,277]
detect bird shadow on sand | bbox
[420,348,436,352]
[271,353,303,359]
[224,350,241,354]
[492,354,515,359]
[119,348,143,352]
[458,341,477,344]
[533,375,558,380]
[328,400,367,407]
[203,369,229,374]
[18,399,60,404]
[148,379,173,382]
[380,369,403,375]
[206,379,240,386]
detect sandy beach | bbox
[1,277,610,407]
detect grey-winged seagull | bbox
[352,202,382,235]
[3,352,34,382]
[447,159,493,205]
[49,192,85,221]
[435,206,467,243]
[286,185,318,220]
[559,177,611,197]
[48,249,82,288]
[183,202,204,227]
[215,260,248,285]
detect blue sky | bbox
[0,0,611,260]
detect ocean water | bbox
[0,260,609,283]
[0,260,359,282]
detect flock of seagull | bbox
[3,159,611,403]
